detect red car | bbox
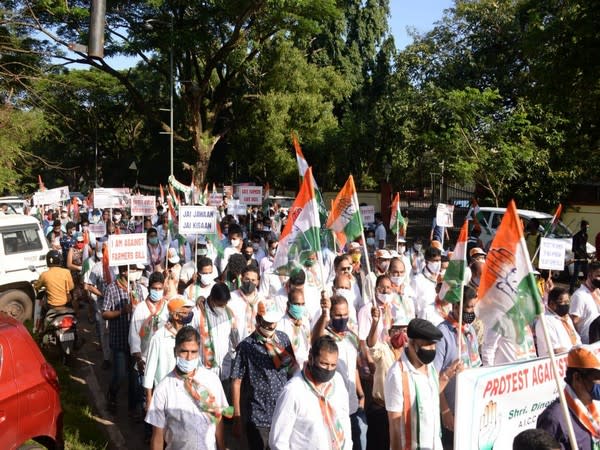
[0,313,63,449]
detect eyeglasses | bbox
[339,266,352,272]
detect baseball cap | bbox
[348,242,361,252]
[469,247,487,258]
[168,296,195,313]
[375,249,392,259]
[257,300,283,323]
[567,346,600,370]
[167,247,180,265]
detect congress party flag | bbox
[439,219,469,304]
[326,175,363,249]
[273,167,322,271]
[542,203,563,236]
[389,192,406,237]
[476,200,543,344]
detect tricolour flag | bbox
[326,175,363,249]
[542,203,563,236]
[292,131,309,178]
[273,167,322,272]
[475,199,543,343]
[439,220,469,304]
[389,192,406,237]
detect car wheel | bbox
[0,289,33,322]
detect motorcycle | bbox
[30,267,79,364]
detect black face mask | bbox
[311,363,336,383]
[591,279,600,289]
[416,347,436,365]
[462,312,476,324]
[554,304,570,317]
[330,317,348,333]
[240,280,256,295]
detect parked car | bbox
[0,215,49,322]
[475,207,595,276]
[0,196,29,215]
[0,313,63,449]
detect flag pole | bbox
[456,219,469,357]
[537,309,578,450]
[351,184,374,302]
[531,204,563,264]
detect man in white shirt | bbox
[536,286,581,356]
[220,224,244,273]
[144,296,196,430]
[570,261,600,344]
[277,289,312,368]
[411,246,442,318]
[259,239,278,278]
[273,268,320,325]
[229,266,263,340]
[387,257,416,320]
[145,326,231,450]
[184,256,216,305]
[384,318,459,450]
[269,335,353,450]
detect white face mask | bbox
[398,245,406,254]
[335,288,353,301]
[390,276,403,286]
[200,274,214,286]
[113,214,122,222]
[129,270,142,282]
[414,244,422,251]
[427,261,441,274]
[376,292,394,305]
[230,238,240,248]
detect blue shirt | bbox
[537,398,592,450]
[231,330,294,428]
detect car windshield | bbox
[536,218,572,238]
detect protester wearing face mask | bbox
[333,274,359,325]
[535,287,581,357]
[434,287,480,446]
[274,268,320,324]
[313,295,367,450]
[538,345,600,449]
[570,262,600,344]
[259,239,278,279]
[407,238,426,275]
[147,227,166,273]
[387,257,416,319]
[229,266,263,340]
[302,250,323,290]
[231,300,296,450]
[143,296,196,421]
[184,256,216,305]
[374,249,392,276]
[366,315,409,450]
[276,289,311,368]
[411,246,443,319]
[385,318,461,450]
[220,224,244,273]
[270,335,352,450]
[194,283,239,383]
[145,326,231,450]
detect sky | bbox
[389,1,454,49]
[100,1,454,70]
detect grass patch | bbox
[53,363,109,450]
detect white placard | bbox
[32,186,70,205]
[107,233,147,266]
[230,203,247,216]
[208,192,222,207]
[130,195,157,216]
[538,237,566,271]
[436,203,455,228]
[359,205,375,224]
[178,206,218,235]
[223,185,233,199]
[94,188,131,209]
[88,222,106,237]
[238,186,263,205]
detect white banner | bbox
[436,203,454,228]
[238,186,263,205]
[108,233,147,266]
[538,237,566,271]
[454,343,600,449]
[230,203,247,216]
[359,205,375,224]
[130,195,157,216]
[94,188,131,209]
[178,206,218,235]
[32,186,70,205]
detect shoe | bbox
[101,360,111,370]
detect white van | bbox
[0,215,49,321]
[475,207,595,276]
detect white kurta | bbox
[535,310,581,356]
